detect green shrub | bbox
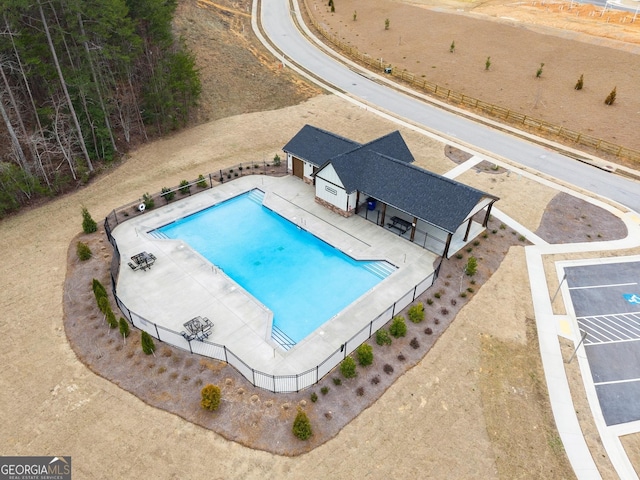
[97,296,110,315]
[141,331,156,355]
[356,344,374,366]
[92,278,107,302]
[389,315,407,338]
[485,56,491,71]
[575,73,584,90]
[426,298,433,305]
[273,154,281,166]
[292,408,312,440]
[465,256,478,276]
[536,62,545,78]
[106,309,118,329]
[179,180,190,194]
[201,384,221,411]
[321,386,329,395]
[434,292,441,299]
[450,40,455,53]
[310,392,318,402]
[196,174,208,188]
[332,377,342,386]
[81,207,97,233]
[605,87,617,105]
[142,192,154,210]
[119,318,130,338]
[384,18,390,30]
[76,241,92,261]
[408,303,425,323]
[340,356,357,378]
[161,187,175,202]
[375,328,392,346]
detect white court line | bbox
[583,336,640,346]
[595,378,640,387]
[569,282,638,290]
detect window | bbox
[325,186,337,195]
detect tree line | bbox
[0,0,201,216]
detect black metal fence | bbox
[103,164,438,393]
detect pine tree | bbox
[141,331,156,355]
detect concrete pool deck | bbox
[111,175,438,377]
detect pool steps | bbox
[271,324,297,351]
[362,261,396,279]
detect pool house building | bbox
[283,125,499,258]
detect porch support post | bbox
[410,216,417,242]
[463,218,473,241]
[355,191,361,214]
[483,203,494,227]
[380,203,387,226]
[443,232,453,258]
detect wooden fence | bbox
[302,4,640,165]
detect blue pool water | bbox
[156,190,394,345]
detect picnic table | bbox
[128,251,156,271]
[387,216,412,234]
[181,316,213,341]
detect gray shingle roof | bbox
[282,125,360,167]
[327,150,497,234]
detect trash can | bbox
[367,198,377,210]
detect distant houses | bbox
[283,125,498,258]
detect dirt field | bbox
[306,0,640,154]
[1,0,639,479]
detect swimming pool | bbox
[155,190,395,346]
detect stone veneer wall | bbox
[315,196,354,218]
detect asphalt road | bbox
[260,0,640,213]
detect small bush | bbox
[434,292,441,299]
[460,292,467,298]
[424,327,433,335]
[384,18,390,30]
[321,386,329,395]
[201,384,221,411]
[450,298,457,306]
[376,328,392,346]
[179,180,191,194]
[141,331,156,355]
[340,356,357,378]
[119,317,130,338]
[293,408,313,440]
[92,279,107,302]
[356,386,365,396]
[356,344,374,366]
[389,315,407,338]
[605,87,617,105]
[536,62,545,78]
[408,303,425,323]
[273,154,281,166]
[455,253,463,259]
[76,241,92,261]
[197,174,208,188]
[397,353,406,362]
[310,392,318,402]
[434,318,440,325]
[450,40,455,53]
[485,56,491,71]
[161,187,175,202]
[371,375,380,385]
[332,377,342,386]
[142,192,154,210]
[106,309,118,329]
[440,307,449,316]
[410,337,420,349]
[383,364,394,375]
[575,73,584,90]
[465,256,478,276]
[81,207,97,233]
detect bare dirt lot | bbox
[307,0,640,155]
[2,1,639,479]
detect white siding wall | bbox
[316,177,348,210]
[287,153,293,171]
[303,162,315,180]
